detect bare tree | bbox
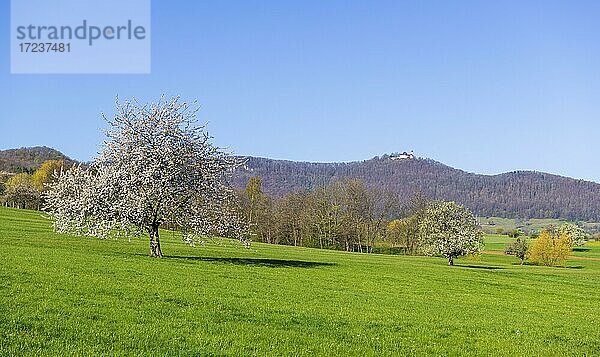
[44,96,245,257]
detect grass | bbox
[1,207,600,355]
[478,216,600,235]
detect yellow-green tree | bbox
[3,173,40,209]
[527,229,571,266]
[32,159,64,192]
[386,216,420,255]
[245,176,263,224]
[243,176,277,243]
[386,219,403,243]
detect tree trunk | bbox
[149,223,163,258]
[448,256,454,266]
[357,233,363,253]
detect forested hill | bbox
[0,146,75,174]
[2,147,600,221]
[231,156,600,222]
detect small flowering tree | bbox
[558,223,587,247]
[419,201,483,265]
[45,96,245,257]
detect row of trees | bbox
[1,160,65,209]
[239,176,483,265]
[238,176,398,252]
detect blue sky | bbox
[2,0,599,182]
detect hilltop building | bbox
[390,151,415,160]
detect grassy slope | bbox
[1,207,600,356]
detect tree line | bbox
[237,176,483,264]
[237,176,399,252]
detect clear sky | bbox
[2,1,599,182]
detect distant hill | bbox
[231,156,600,222]
[3,147,599,222]
[0,146,75,174]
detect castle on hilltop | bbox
[390,151,415,160]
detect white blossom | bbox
[557,223,587,246]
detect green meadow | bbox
[1,206,600,356]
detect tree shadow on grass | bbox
[163,255,336,268]
[455,264,505,270]
[573,247,591,252]
[519,262,584,269]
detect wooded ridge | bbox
[231,155,600,222]
[2,147,599,221]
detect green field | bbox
[478,216,600,235]
[1,207,600,355]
